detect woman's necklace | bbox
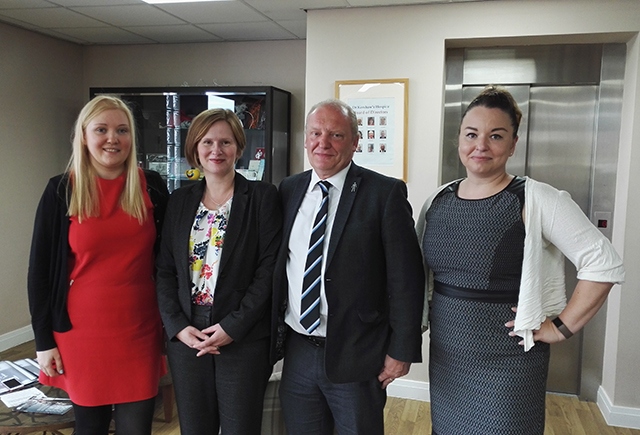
[207,189,233,209]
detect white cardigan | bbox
[417,176,625,351]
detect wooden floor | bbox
[2,340,639,435]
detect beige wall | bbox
[0,22,83,344]
[82,40,307,174]
[304,0,640,418]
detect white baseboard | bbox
[387,378,430,402]
[0,326,34,353]
[597,386,640,430]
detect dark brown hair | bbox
[462,85,522,137]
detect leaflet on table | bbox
[17,396,72,415]
[0,386,45,407]
[0,359,39,393]
[13,358,40,377]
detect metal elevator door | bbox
[528,86,598,394]
[462,85,597,394]
[442,44,626,398]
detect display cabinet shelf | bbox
[90,86,291,191]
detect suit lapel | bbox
[326,164,361,269]
[219,174,248,273]
[177,181,205,275]
[283,172,311,242]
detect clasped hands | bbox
[176,323,233,357]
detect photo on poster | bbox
[335,79,407,180]
[350,98,395,167]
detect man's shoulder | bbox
[283,170,312,181]
[351,165,404,193]
[280,170,311,190]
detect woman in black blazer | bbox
[156,108,282,435]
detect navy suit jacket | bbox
[157,173,282,344]
[271,163,424,383]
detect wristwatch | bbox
[552,316,574,339]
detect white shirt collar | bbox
[309,162,351,193]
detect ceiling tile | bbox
[32,26,92,44]
[156,1,268,24]
[52,25,155,44]
[0,0,55,9]
[125,24,222,43]
[242,0,350,12]
[0,7,105,27]
[0,0,488,45]
[47,0,140,5]
[346,0,453,4]
[71,5,185,26]
[0,14,42,31]
[241,0,307,21]
[252,7,307,21]
[198,21,296,41]
[276,19,307,39]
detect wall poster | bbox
[335,79,408,181]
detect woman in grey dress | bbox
[417,86,625,435]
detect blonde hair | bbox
[66,95,146,223]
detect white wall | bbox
[0,22,83,348]
[305,0,640,424]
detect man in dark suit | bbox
[271,99,424,434]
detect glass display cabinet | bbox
[90,86,291,191]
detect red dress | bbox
[40,171,165,406]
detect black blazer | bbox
[271,163,424,383]
[156,173,282,344]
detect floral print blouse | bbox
[189,199,232,306]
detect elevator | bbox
[441,43,625,399]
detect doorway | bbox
[441,43,625,399]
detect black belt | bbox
[296,331,326,347]
[434,281,519,304]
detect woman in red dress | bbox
[28,96,169,435]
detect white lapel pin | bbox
[351,182,358,192]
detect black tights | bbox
[72,396,156,435]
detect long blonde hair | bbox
[66,95,147,223]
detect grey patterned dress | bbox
[423,177,550,435]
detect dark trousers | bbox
[166,305,273,435]
[72,397,156,435]
[279,331,386,435]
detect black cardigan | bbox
[27,170,169,351]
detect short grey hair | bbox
[306,99,358,138]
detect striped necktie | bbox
[300,180,331,334]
